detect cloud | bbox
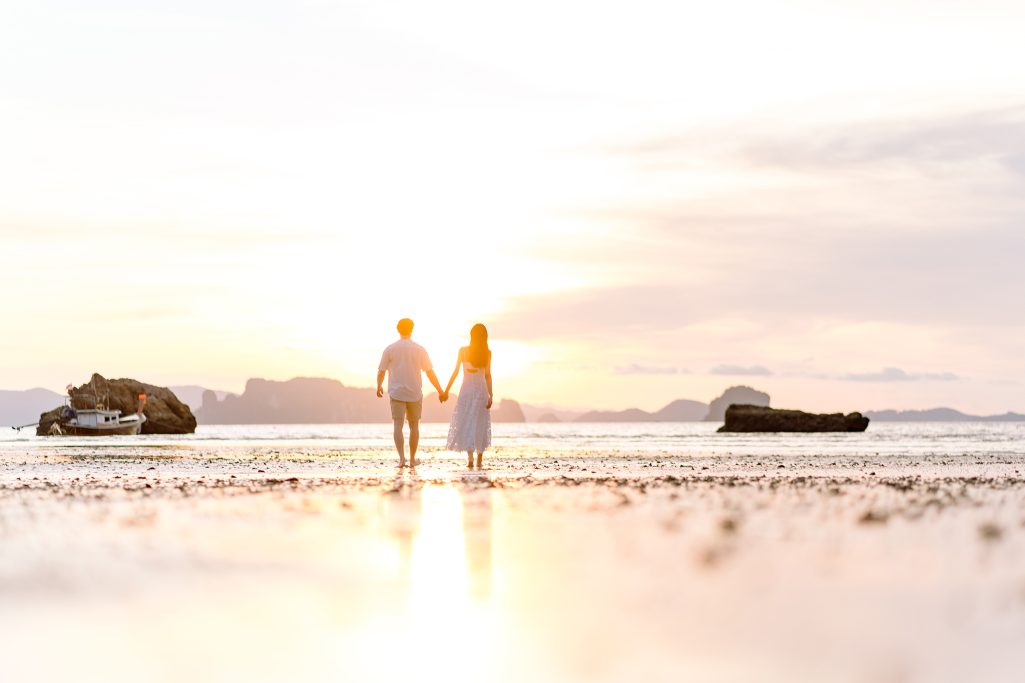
[740,109,1025,172]
[521,121,1025,333]
[620,105,1025,174]
[842,367,959,382]
[615,364,686,375]
[500,106,1025,345]
[710,364,772,376]
[497,217,1025,344]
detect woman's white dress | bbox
[446,361,492,453]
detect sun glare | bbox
[373,483,497,675]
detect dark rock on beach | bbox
[37,374,197,435]
[718,404,869,433]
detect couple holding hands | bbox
[377,318,493,469]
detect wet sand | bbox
[2,449,1025,682]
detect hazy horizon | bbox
[5,374,1024,418]
[4,1,1025,414]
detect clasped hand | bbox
[437,391,489,407]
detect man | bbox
[377,318,446,467]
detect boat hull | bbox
[59,422,144,436]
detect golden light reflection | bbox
[409,484,469,602]
[378,477,497,667]
[462,487,493,603]
[381,477,422,581]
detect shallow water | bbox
[4,421,1025,458]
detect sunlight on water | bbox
[335,481,499,681]
[409,485,494,650]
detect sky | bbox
[2,0,1025,413]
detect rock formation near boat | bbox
[718,404,869,433]
[37,374,196,436]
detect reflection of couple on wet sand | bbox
[377,318,493,469]
[384,478,494,602]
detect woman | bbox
[443,323,493,469]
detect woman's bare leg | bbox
[467,452,474,469]
[476,452,483,469]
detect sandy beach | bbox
[3,441,1025,683]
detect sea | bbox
[3,421,1024,459]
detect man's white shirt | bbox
[379,338,433,402]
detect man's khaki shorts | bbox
[390,398,423,422]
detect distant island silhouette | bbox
[194,377,526,424]
[704,386,771,421]
[864,408,1025,422]
[2,380,1024,426]
[573,399,708,423]
[176,381,1025,425]
[0,388,65,428]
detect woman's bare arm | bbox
[485,350,493,409]
[444,348,464,397]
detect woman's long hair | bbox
[467,323,490,368]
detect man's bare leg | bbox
[408,419,419,468]
[393,419,406,467]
